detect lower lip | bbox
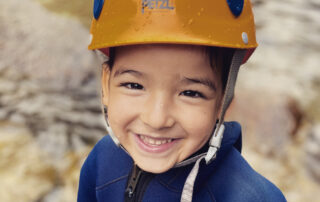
[133,134,178,154]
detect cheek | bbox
[179,103,218,141]
[107,93,136,132]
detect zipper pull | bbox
[126,164,142,198]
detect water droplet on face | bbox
[200,8,204,12]
[197,12,201,16]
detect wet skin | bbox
[101,44,223,173]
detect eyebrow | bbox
[182,77,217,92]
[113,68,143,78]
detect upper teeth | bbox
[139,135,172,146]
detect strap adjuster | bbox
[205,124,225,164]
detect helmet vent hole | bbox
[226,0,244,17]
[94,0,104,20]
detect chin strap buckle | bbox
[205,124,225,164]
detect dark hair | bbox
[107,47,116,68]
[105,46,234,91]
[206,47,234,91]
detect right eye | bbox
[120,82,144,90]
[180,90,206,99]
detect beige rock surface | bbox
[0,121,91,202]
[0,122,54,202]
[0,0,102,201]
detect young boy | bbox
[78,0,286,201]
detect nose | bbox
[140,93,175,130]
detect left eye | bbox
[180,90,205,98]
[120,82,144,90]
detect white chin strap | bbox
[103,106,131,154]
[205,49,246,164]
[102,106,120,146]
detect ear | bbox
[101,62,111,106]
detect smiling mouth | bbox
[138,134,173,146]
[134,134,178,153]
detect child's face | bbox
[102,44,223,173]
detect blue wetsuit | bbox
[78,122,286,202]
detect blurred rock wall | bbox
[0,0,104,201]
[0,0,319,201]
[227,0,320,201]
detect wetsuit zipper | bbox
[124,164,154,202]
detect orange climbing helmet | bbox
[89,0,257,63]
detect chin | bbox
[136,160,174,174]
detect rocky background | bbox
[0,0,319,201]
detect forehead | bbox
[112,44,214,73]
[111,44,222,87]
